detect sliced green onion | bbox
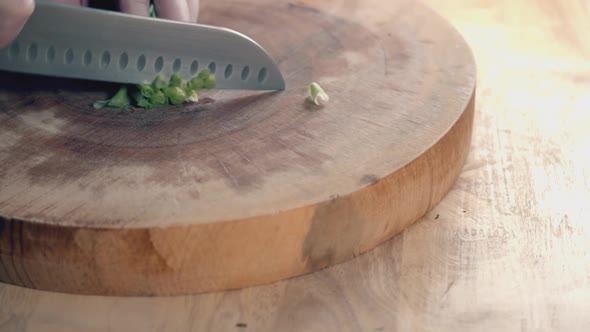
[94,70,217,110]
[152,74,167,90]
[137,84,155,98]
[186,90,199,103]
[138,99,152,108]
[308,82,329,106]
[169,73,183,88]
[149,90,168,107]
[203,75,216,89]
[165,86,187,105]
[189,77,204,90]
[197,68,211,80]
[93,100,109,109]
[133,91,152,109]
[107,86,130,109]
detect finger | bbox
[154,0,191,22]
[186,0,199,22]
[0,0,35,48]
[119,0,150,17]
[50,0,84,5]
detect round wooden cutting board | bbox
[0,0,475,296]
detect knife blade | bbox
[0,0,285,90]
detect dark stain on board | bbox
[301,196,365,270]
[360,174,380,186]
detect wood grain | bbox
[2,0,589,330]
[0,0,475,295]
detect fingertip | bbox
[0,36,14,49]
[0,21,28,49]
[23,0,36,16]
[50,0,85,5]
[187,0,199,23]
[154,0,191,22]
[0,0,35,48]
[119,0,150,17]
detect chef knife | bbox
[0,0,285,90]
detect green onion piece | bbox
[186,90,199,103]
[107,86,131,109]
[164,86,187,105]
[149,90,168,107]
[132,91,152,108]
[93,100,109,109]
[203,75,216,89]
[185,80,193,91]
[149,3,157,17]
[189,77,204,90]
[137,84,155,98]
[183,82,195,95]
[308,82,329,106]
[94,69,217,110]
[197,68,211,80]
[152,74,167,90]
[169,73,183,88]
[138,99,152,108]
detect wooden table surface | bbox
[1,0,589,331]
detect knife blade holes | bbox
[8,42,20,59]
[173,58,181,72]
[155,56,164,73]
[65,48,74,64]
[119,52,128,70]
[100,51,111,68]
[26,43,38,62]
[46,46,56,63]
[190,60,199,75]
[241,66,250,80]
[208,62,216,74]
[224,64,233,79]
[83,50,92,66]
[137,54,146,71]
[258,67,268,83]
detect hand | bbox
[120,0,200,23]
[0,0,200,48]
[0,0,35,48]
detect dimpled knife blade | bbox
[0,0,285,90]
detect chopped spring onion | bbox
[93,86,131,109]
[93,68,216,110]
[165,86,187,105]
[169,73,183,88]
[308,82,329,106]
